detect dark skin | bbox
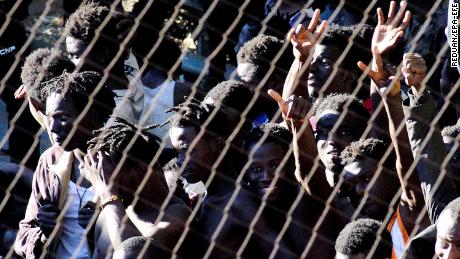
[357,1,430,234]
[66,36,129,90]
[169,125,239,257]
[84,150,190,258]
[40,92,98,237]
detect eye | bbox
[314,128,328,140]
[249,165,263,174]
[339,128,353,138]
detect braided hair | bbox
[88,117,162,166]
[165,98,231,139]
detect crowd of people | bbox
[0,0,459,258]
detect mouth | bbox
[53,136,66,145]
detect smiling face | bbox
[169,126,220,184]
[315,110,363,186]
[308,44,355,99]
[342,157,398,220]
[46,92,92,151]
[436,210,460,259]
[246,142,294,202]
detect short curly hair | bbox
[236,34,292,81]
[335,218,392,258]
[21,48,75,106]
[243,123,292,151]
[313,93,370,132]
[205,80,253,114]
[40,71,115,126]
[64,2,130,54]
[442,124,460,139]
[340,138,387,166]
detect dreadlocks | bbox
[88,117,161,166]
[165,99,231,139]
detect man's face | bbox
[46,93,91,151]
[246,142,294,201]
[315,110,363,186]
[66,36,111,72]
[308,44,354,99]
[444,136,460,183]
[435,210,460,259]
[236,62,261,91]
[342,158,398,220]
[169,126,219,184]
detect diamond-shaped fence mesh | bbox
[0,0,459,258]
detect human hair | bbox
[442,124,460,138]
[243,123,292,151]
[65,2,131,55]
[88,117,163,168]
[335,218,392,259]
[40,71,115,126]
[313,93,370,130]
[21,48,75,106]
[321,23,373,69]
[236,34,292,81]
[166,99,231,140]
[205,80,253,114]
[439,197,460,220]
[340,138,387,166]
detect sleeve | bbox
[402,90,458,223]
[14,156,50,258]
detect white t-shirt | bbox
[140,80,175,147]
[109,52,145,124]
[56,181,95,259]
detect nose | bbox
[49,118,61,134]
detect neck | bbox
[143,69,166,88]
[205,171,235,197]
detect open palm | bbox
[372,1,411,55]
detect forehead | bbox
[250,142,287,161]
[314,44,341,59]
[46,92,76,114]
[236,62,258,88]
[437,211,460,239]
[344,158,378,177]
[66,36,87,52]
[169,126,197,143]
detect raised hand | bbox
[372,1,411,55]
[358,47,400,98]
[287,9,328,61]
[267,89,310,122]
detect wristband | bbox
[100,195,123,209]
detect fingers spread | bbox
[377,8,385,25]
[308,9,320,32]
[387,1,397,24]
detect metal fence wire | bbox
[0,0,459,258]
